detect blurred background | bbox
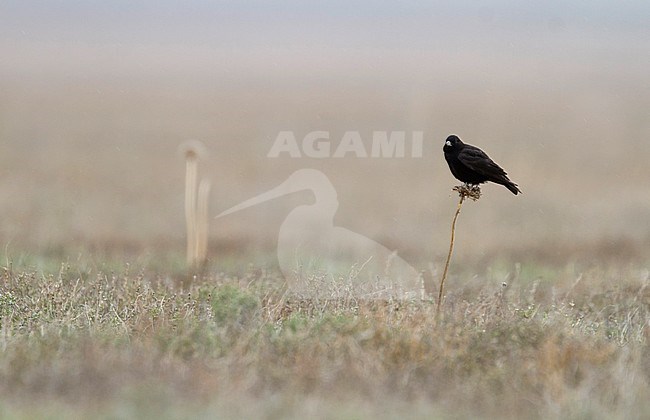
[1,1,649,269]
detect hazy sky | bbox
[2,1,649,48]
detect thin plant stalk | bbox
[437,184,480,315]
[196,178,211,264]
[437,195,465,314]
[185,154,198,265]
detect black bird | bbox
[443,135,521,195]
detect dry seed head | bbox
[453,184,482,201]
[179,139,207,160]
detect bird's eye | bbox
[445,140,452,147]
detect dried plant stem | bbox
[182,140,211,268]
[437,194,465,315]
[196,179,211,264]
[185,156,198,265]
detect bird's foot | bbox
[453,184,482,201]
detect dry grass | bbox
[0,258,648,419]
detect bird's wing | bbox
[457,146,508,177]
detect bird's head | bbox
[443,135,463,152]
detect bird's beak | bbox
[445,140,452,147]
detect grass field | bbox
[0,255,648,419]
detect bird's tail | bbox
[505,181,521,195]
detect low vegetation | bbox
[0,258,648,419]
